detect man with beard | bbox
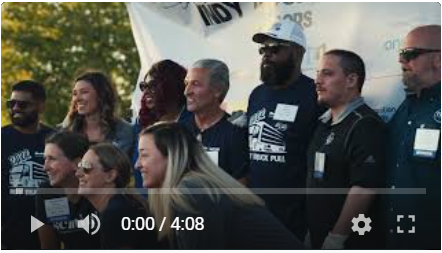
[385,25,441,249]
[2,80,54,249]
[247,20,322,240]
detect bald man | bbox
[385,25,440,249]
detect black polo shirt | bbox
[306,98,386,249]
[179,113,249,179]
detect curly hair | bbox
[64,71,117,137]
[138,60,187,129]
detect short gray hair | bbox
[192,59,230,102]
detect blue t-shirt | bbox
[1,124,54,249]
[179,113,249,179]
[246,75,321,237]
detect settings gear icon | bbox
[351,214,372,235]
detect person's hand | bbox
[304,231,311,249]
[321,232,348,249]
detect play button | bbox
[31,216,44,233]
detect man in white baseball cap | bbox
[252,19,307,88]
[246,19,323,242]
[253,19,307,50]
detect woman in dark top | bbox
[133,59,190,188]
[36,131,101,249]
[135,122,303,249]
[76,143,160,249]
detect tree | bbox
[1,2,140,126]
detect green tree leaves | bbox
[2,3,139,126]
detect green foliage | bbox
[1,2,140,126]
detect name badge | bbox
[206,150,219,166]
[274,104,299,123]
[314,152,326,178]
[44,197,70,222]
[413,128,440,158]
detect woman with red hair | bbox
[133,59,190,188]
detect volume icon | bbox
[77,213,101,235]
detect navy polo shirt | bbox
[306,98,387,249]
[179,113,249,179]
[385,83,441,249]
[246,74,321,238]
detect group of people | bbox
[2,19,440,250]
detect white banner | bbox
[127,2,440,122]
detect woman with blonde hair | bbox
[76,143,160,249]
[135,122,303,249]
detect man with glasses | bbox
[246,20,322,240]
[2,80,54,249]
[386,25,441,249]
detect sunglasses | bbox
[259,42,292,55]
[77,161,95,174]
[399,48,441,62]
[6,99,33,110]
